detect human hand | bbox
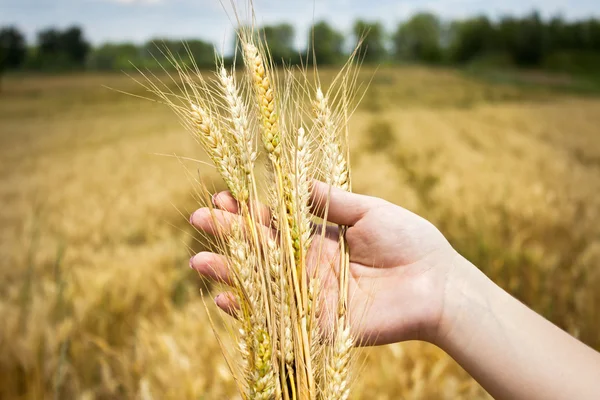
[191,181,600,399]
[189,181,461,346]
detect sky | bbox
[1,0,599,49]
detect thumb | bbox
[310,180,375,226]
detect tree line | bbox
[2,12,600,75]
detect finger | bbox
[212,191,239,213]
[190,208,241,237]
[190,252,232,285]
[190,207,275,240]
[212,191,272,226]
[215,292,239,317]
[310,180,375,226]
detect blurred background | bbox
[1,0,600,399]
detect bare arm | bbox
[436,255,600,400]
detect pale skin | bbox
[189,181,600,400]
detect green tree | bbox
[449,16,497,63]
[144,39,181,68]
[260,24,295,64]
[543,16,600,73]
[0,26,27,91]
[144,39,215,70]
[37,29,60,54]
[499,12,548,66]
[62,27,89,65]
[547,16,572,50]
[87,43,142,70]
[184,39,215,68]
[36,28,64,68]
[353,20,387,63]
[393,13,442,63]
[308,21,345,65]
[0,26,27,70]
[36,26,90,70]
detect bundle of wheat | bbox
[139,7,364,398]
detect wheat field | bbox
[1,67,599,399]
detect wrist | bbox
[430,252,492,350]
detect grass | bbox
[1,65,599,399]
[463,66,600,96]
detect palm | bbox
[190,182,454,346]
[308,198,452,345]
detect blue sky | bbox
[1,0,599,48]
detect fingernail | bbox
[189,212,195,225]
[189,255,195,269]
[215,294,222,304]
[211,193,218,207]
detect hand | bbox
[189,181,459,346]
[191,182,600,399]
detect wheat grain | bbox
[189,102,248,202]
[323,321,353,400]
[243,42,281,160]
[231,222,278,399]
[250,328,277,399]
[282,126,313,270]
[266,236,294,367]
[217,65,257,179]
[313,88,349,191]
[293,126,313,263]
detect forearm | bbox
[436,255,600,400]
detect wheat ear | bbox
[189,102,248,202]
[243,42,281,159]
[313,86,354,400]
[217,65,257,184]
[229,221,277,400]
[314,88,349,191]
[323,322,353,400]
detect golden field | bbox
[1,68,599,399]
